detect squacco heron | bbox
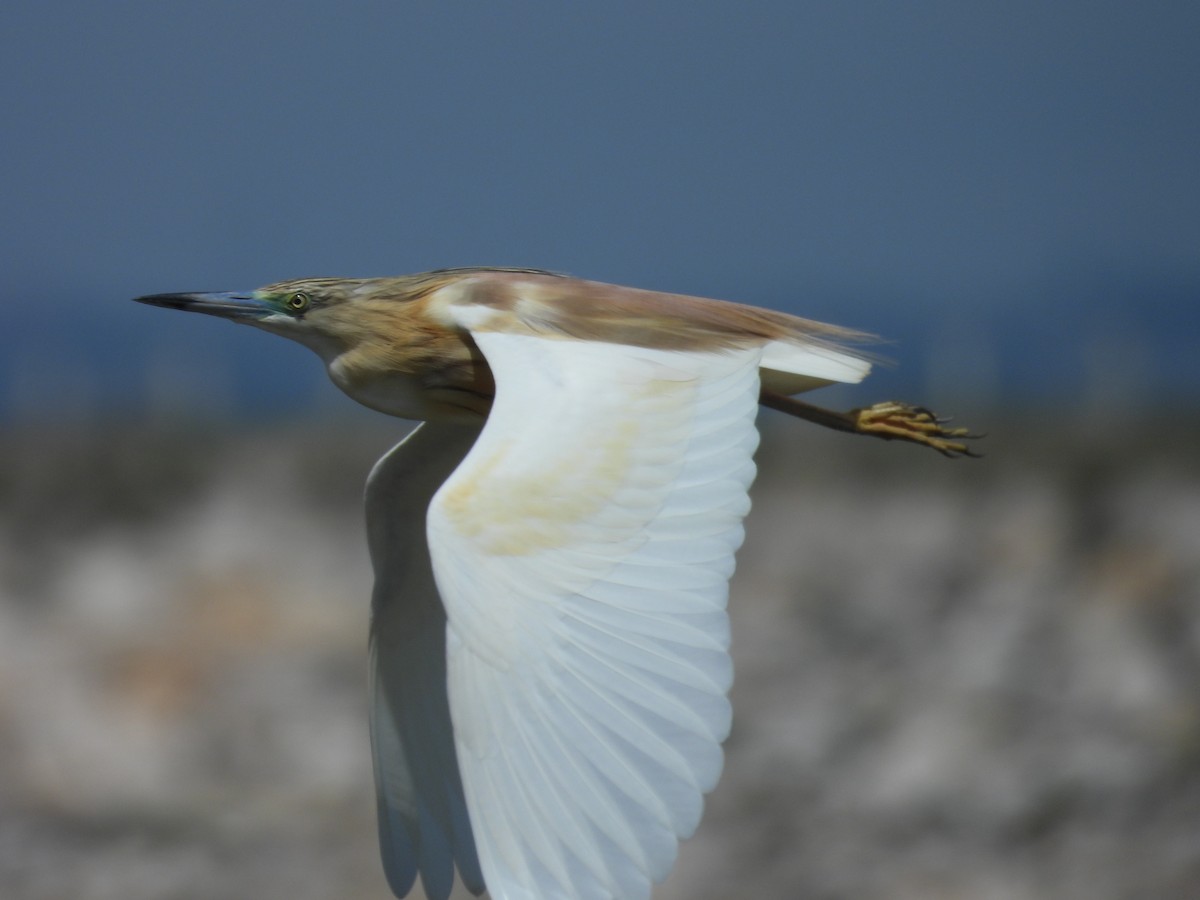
[135,267,976,900]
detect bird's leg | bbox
[760,391,982,458]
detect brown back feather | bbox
[449,270,875,355]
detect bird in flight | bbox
[136,268,977,900]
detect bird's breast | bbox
[328,360,490,422]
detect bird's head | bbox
[135,274,493,420]
[133,277,386,360]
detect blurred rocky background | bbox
[1,415,1197,900]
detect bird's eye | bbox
[287,291,310,312]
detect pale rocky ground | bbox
[1,416,1197,900]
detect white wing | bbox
[366,422,486,899]
[426,332,763,900]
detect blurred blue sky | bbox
[2,2,1197,422]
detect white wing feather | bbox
[366,422,486,899]
[426,332,763,900]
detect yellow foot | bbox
[851,401,983,458]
